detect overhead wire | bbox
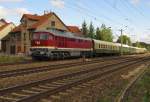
[65,0,123,26]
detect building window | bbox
[16,33,21,41]
[17,46,21,53]
[29,32,33,40]
[24,33,26,40]
[51,21,55,27]
[24,46,26,53]
[11,33,15,38]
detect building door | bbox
[10,45,16,54]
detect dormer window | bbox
[21,19,27,26]
[21,19,25,24]
[51,21,55,27]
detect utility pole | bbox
[119,29,123,55]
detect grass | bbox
[95,75,129,102]
[0,55,30,64]
[126,67,150,102]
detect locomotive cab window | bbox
[33,33,39,40]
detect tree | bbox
[133,41,142,47]
[88,22,95,38]
[98,24,113,42]
[117,35,131,45]
[96,27,101,40]
[133,42,150,51]
[81,21,88,37]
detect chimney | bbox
[0,19,7,24]
[44,10,46,15]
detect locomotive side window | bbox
[40,33,49,40]
[49,34,53,40]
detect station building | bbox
[2,12,82,55]
[0,19,15,52]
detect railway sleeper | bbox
[41,99,53,102]
[38,85,56,89]
[31,87,47,92]
[50,82,97,102]
[50,95,61,102]
[11,92,29,98]
[58,92,70,102]
[0,96,18,102]
[45,84,62,87]
[51,82,66,85]
[43,84,59,89]
[40,74,107,102]
[22,89,40,94]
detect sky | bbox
[0,0,150,44]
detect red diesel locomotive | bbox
[30,29,93,59]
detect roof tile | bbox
[67,26,82,33]
[29,13,53,29]
[0,23,10,31]
[11,24,22,33]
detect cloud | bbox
[140,34,150,44]
[130,0,140,5]
[50,0,65,8]
[15,8,30,15]
[0,6,30,18]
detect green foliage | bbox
[133,42,150,51]
[0,55,27,63]
[96,24,113,42]
[117,35,131,45]
[96,27,101,40]
[88,22,95,38]
[141,69,150,102]
[133,41,142,48]
[143,91,150,102]
[81,22,113,41]
[81,20,88,37]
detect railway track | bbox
[0,56,149,102]
[118,64,150,102]
[0,56,116,67]
[0,60,36,67]
[0,55,143,67]
[0,56,144,78]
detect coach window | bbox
[104,45,106,48]
[101,45,104,48]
